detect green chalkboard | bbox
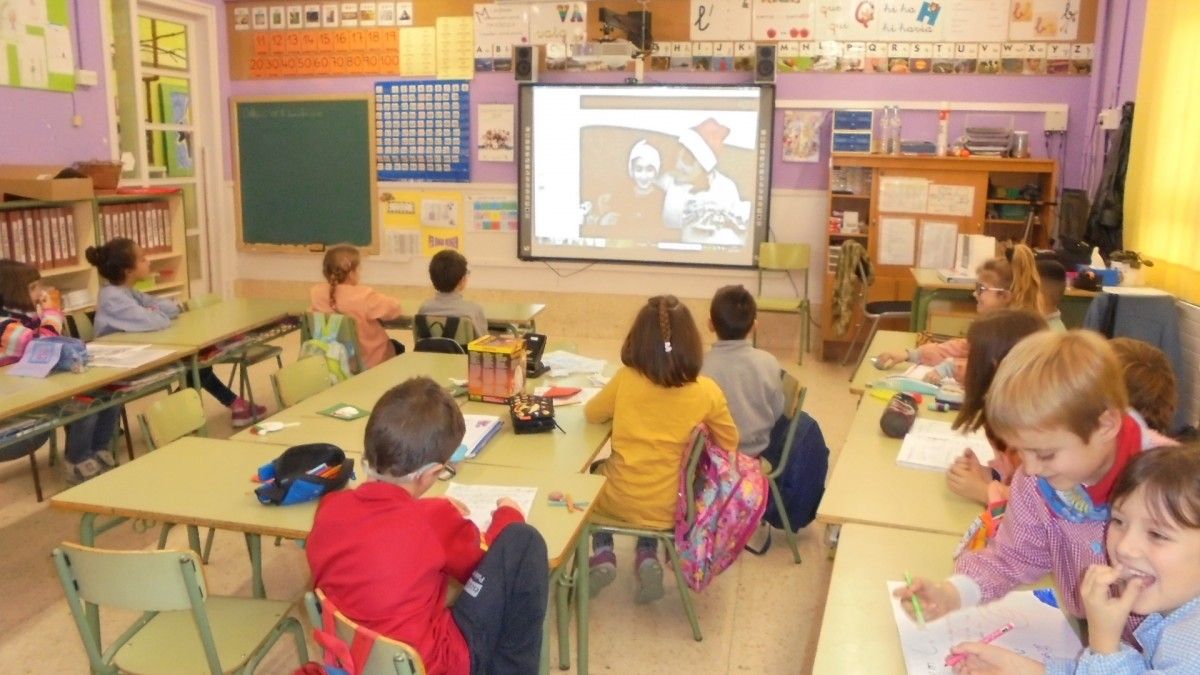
[233,96,377,252]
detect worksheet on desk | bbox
[896,418,995,471]
[443,483,537,532]
[887,582,1082,673]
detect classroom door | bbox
[107,0,222,300]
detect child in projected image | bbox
[581,140,667,241]
[661,118,752,246]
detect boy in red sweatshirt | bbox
[306,376,548,675]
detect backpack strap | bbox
[320,314,343,341]
[414,314,431,339]
[316,594,379,675]
[310,313,327,342]
[442,315,462,342]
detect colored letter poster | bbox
[375,80,470,182]
[1009,0,1080,41]
[752,0,814,41]
[689,0,752,42]
[473,2,529,71]
[476,104,514,163]
[528,1,586,45]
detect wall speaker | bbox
[514,45,538,83]
[755,43,776,83]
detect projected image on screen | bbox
[518,85,773,268]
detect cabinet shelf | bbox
[38,262,92,277]
[831,193,871,201]
[985,218,1027,225]
[985,198,1034,205]
[147,251,182,262]
[829,232,869,239]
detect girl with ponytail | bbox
[583,295,739,603]
[309,244,404,368]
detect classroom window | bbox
[139,17,189,70]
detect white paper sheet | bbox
[918,221,960,269]
[443,483,538,532]
[86,343,176,369]
[896,418,995,471]
[926,184,975,216]
[888,582,1083,673]
[541,351,606,375]
[878,217,916,266]
[879,177,929,213]
[689,0,752,41]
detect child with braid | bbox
[309,245,404,369]
[584,295,739,603]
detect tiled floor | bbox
[0,328,860,674]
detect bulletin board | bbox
[1,0,77,92]
[232,96,379,252]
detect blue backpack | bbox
[760,411,829,531]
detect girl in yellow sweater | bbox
[584,295,739,603]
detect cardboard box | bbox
[0,165,94,202]
[468,334,526,404]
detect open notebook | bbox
[896,418,995,471]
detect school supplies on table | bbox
[317,403,369,421]
[895,418,995,471]
[944,622,1015,667]
[458,414,504,459]
[541,350,607,375]
[887,582,1081,674]
[443,483,537,532]
[254,443,354,506]
[251,421,300,435]
[870,375,941,397]
[9,340,62,377]
[87,343,176,369]
[880,392,920,438]
[904,571,926,627]
[533,385,599,406]
[508,394,557,434]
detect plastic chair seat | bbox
[272,356,334,408]
[863,300,913,317]
[414,337,467,354]
[225,342,283,364]
[113,596,297,675]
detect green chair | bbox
[301,311,366,376]
[304,589,425,675]
[758,371,808,564]
[53,542,308,674]
[755,242,812,365]
[67,310,135,463]
[570,430,707,672]
[190,293,285,416]
[271,356,334,409]
[138,388,218,562]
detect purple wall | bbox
[0,1,111,165]
[2,1,1145,196]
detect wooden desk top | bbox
[910,267,1097,298]
[849,331,919,395]
[385,298,547,326]
[50,436,604,568]
[93,298,307,348]
[812,524,959,675]
[817,395,982,536]
[0,343,195,422]
[231,352,612,474]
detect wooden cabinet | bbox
[0,191,190,314]
[95,193,190,307]
[819,154,1057,361]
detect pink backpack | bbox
[674,425,768,592]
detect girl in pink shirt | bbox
[309,245,404,369]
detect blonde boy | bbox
[898,331,1174,623]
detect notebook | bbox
[888,582,1082,673]
[443,483,537,531]
[895,418,995,471]
[458,414,504,459]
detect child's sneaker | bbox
[588,548,617,598]
[230,398,267,428]
[94,450,116,470]
[64,457,109,486]
[634,548,665,604]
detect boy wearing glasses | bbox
[876,245,1043,382]
[306,376,548,675]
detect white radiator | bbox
[1178,300,1200,429]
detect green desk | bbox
[909,268,1096,331]
[817,395,982,537]
[382,299,547,334]
[93,298,307,394]
[849,330,919,395]
[812,524,959,674]
[50,436,604,673]
[0,344,195,500]
[231,352,612,475]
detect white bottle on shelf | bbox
[936,102,950,156]
[888,106,903,155]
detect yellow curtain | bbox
[1124,2,1200,303]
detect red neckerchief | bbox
[1084,414,1142,505]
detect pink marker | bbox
[945,622,1015,667]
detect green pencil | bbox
[905,571,926,627]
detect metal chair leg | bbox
[119,407,135,462]
[839,312,869,367]
[28,451,43,502]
